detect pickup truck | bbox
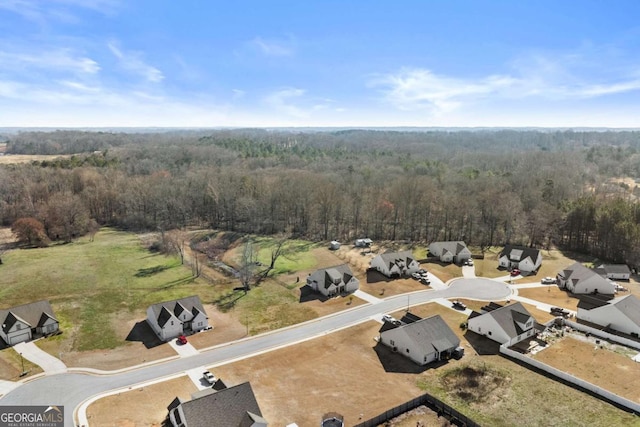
[203,371,218,385]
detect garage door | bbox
[9,332,30,345]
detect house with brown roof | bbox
[467,302,537,346]
[306,264,359,297]
[379,314,461,365]
[0,300,59,346]
[146,296,209,341]
[167,382,267,427]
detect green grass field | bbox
[0,229,217,351]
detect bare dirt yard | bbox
[0,154,71,164]
[86,375,196,427]
[0,346,43,383]
[517,286,580,311]
[533,334,640,403]
[359,273,430,298]
[85,300,638,426]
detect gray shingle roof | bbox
[177,382,264,427]
[600,264,631,275]
[0,300,57,333]
[476,302,534,339]
[500,245,540,262]
[384,314,460,354]
[149,295,207,326]
[577,294,612,310]
[561,262,613,291]
[430,241,469,256]
[612,295,640,328]
[313,264,354,290]
[379,250,415,268]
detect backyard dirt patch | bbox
[360,273,429,298]
[0,346,43,382]
[86,375,196,427]
[381,405,449,427]
[532,335,640,402]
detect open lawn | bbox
[87,301,639,426]
[517,286,580,311]
[421,259,462,282]
[533,335,640,403]
[0,346,42,382]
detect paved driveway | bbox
[13,341,67,374]
[1,280,510,427]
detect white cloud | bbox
[0,0,120,23]
[264,88,308,118]
[372,58,640,114]
[0,49,100,74]
[108,41,164,83]
[251,37,293,56]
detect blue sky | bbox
[2,0,640,127]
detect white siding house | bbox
[467,302,536,346]
[147,296,209,341]
[379,314,460,365]
[370,251,419,277]
[0,300,59,346]
[498,245,542,273]
[428,241,471,264]
[557,262,616,296]
[596,264,631,280]
[307,264,359,297]
[577,294,640,336]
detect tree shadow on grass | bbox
[125,321,165,349]
[373,342,449,374]
[135,265,171,277]
[463,330,501,355]
[299,285,329,303]
[212,291,246,311]
[154,276,196,290]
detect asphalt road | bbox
[0,278,510,427]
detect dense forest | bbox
[2,129,640,266]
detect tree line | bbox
[2,129,640,266]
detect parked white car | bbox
[203,371,217,385]
[541,277,556,284]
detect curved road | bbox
[0,279,510,427]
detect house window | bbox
[424,356,428,362]
[171,321,174,326]
[406,348,410,353]
[488,331,492,336]
[478,327,481,333]
[198,322,202,327]
[16,324,21,330]
[390,340,395,346]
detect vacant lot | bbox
[87,301,638,426]
[87,375,196,427]
[517,286,580,311]
[0,154,71,164]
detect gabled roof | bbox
[611,295,640,327]
[311,264,354,290]
[471,302,534,339]
[599,264,631,275]
[577,294,612,310]
[500,245,540,262]
[430,241,469,256]
[378,250,415,267]
[0,300,57,333]
[177,382,264,427]
[382,314,460,354]
[149,295,207,327]
[560,262,613,292]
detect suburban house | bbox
[168,382,267,427]
[577,294,640,337]
[428,241,471,264]
[0,300,59,346]
[306,264,359,297]
[379,314,461,365]
[467,302,537,346]
[498,245,542,273]
[370,250,420,278]
[594,264,631,281]
[147,296,209,341]
[557,262,616,296]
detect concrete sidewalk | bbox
[168,339,200,357]
[432,298,473,316]
[354,289,382,304]
[461,265,476,278]
[13,341,67,374]
[427,273,447,290]
[510,295,576,317]
[185,367,213,390]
